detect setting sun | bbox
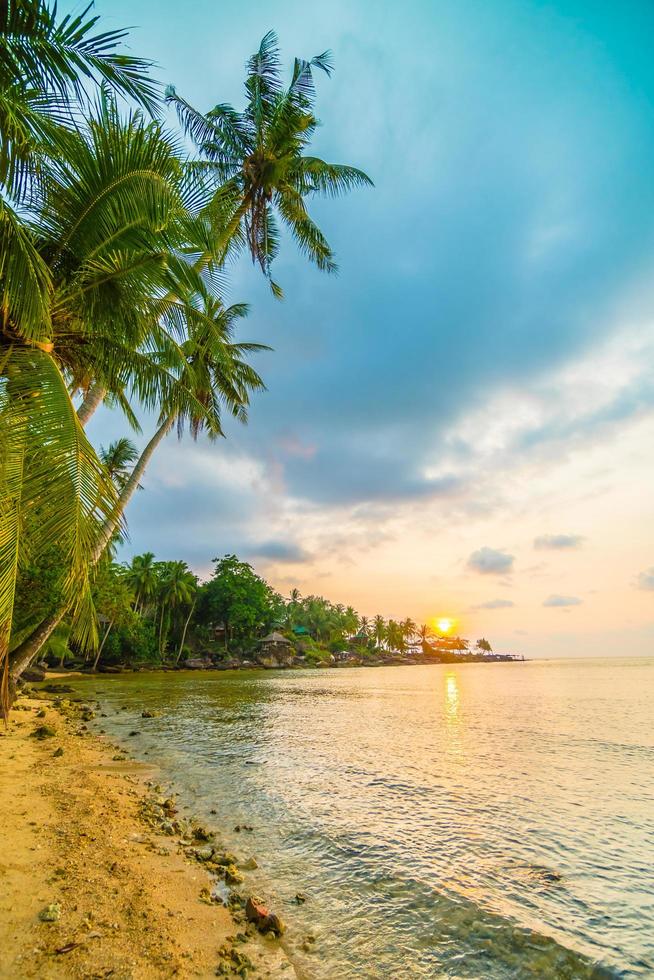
[436,617,454,634]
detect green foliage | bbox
[196,554,283,649]
[101,616,158,664]
[167,30,372,292]
[0,18,371,698]
[11,541,66,641]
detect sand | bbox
[0,693,295,979]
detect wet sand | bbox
[0,692,294,979]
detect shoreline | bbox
[0,690,296,979]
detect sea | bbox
[63,657,654,979]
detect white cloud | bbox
[474,598,515,609]
[543,594,583,607]
[534,533,584,550]
[468,547,515,575]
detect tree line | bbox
[42,551,493,671]
[0,3,372,713]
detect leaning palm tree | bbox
[91,298,268,565]
[2,96,211,695]
[0,0,159,338]
[166,30,372,292]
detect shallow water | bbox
[66,658,654,979]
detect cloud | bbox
[245,540,312,564]
[468,547,515,575]
[534,534,584,550]
[473,598,515,609]
[636,567,654,591]
[543,595,583,607]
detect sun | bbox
[436,617,454,634]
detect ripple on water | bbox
[60,659,654,979]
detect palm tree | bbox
[418,623,434,643]
[167,31,372,292]
[100,439,140,492]
[0,0,159,337]
[124,553,158,614]
[386,620,402,653]
[155,561,196,658]
[373,615,386,650]
[401,618,417,648]
[2,97,220,688]
[0,3,162,715]
[90,299,267,566]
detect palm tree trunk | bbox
[92,617,114,671]
[175,599,196,664]
[8,608,67,683]
[7,415,176,689]
[77,384,106,426]
[158,603,166,659]
[91,415,175,565]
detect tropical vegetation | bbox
[39,549,497,672]
[0,2,372,715]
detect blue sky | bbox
[85,0,654,655]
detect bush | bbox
[102,618,158,664]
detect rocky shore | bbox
[0,689,296,979]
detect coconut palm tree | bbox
[373,615,386,650]
[91,298,268,566]
[124,553,158,614]
[0,3,164,715]
[418,623,434,644]
[0,0,159,337]
[155,561,196,658]
[100,439,140,492]
[401,618,417,647]
[2,94,212,695]
[166,30,372,292]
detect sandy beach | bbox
[0,689,294,979]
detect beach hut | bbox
[259,631,292,655]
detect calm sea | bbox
[66,658,654,979]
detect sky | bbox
[83,0,654,657]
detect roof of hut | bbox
[260,631,291,644]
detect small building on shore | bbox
[259,631,292,656]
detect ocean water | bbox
[66,658,654,979]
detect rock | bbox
[294,892,307,904]
[35,708,46,718]
[263,912,286,936]
[31,725,56,739]
[22,665,46,682]
[39,903,61,922]
[240,857,258,871]
[141,709,160,718]
[213,852,238,867]
[195,846,214,861]
[128,730,140,737]
[224,864,244,885]
[53,747,64,758]
[245,895,269,926]
[160,821,175,836]
[192,825,213,842]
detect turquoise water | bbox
[65,658,654,978]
